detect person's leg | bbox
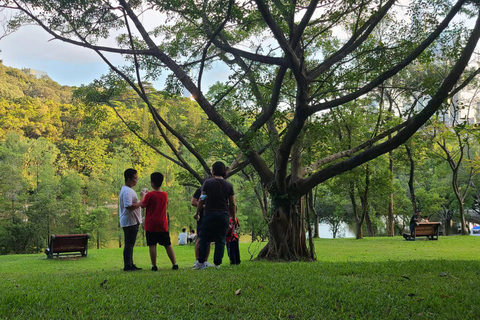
[206,242,211,261]
[231,239,240,264]
[195,237,200,261]
[123,224,139,269]
[149,245,157,267]
[212,212,229,266]
[226,242,231,260]
[164,245,177,265]
[198,214,214,264]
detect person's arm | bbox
[229,195,237,225]
[194,195,205,220]
[140,189,148,208]
[191,197,199,207]
[123,191,142,210]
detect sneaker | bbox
[132,265,142,271]
[193,262,206,270]
[172,264,179,270]
[205,261,214,267]
[124,265,137,271]
[151,265,158,271]
[193,260,199,268]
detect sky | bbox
[0,0,416,91]
[0,11,230,90]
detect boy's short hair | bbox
[182,228,186,232]
[212,161,226,177]
[150,172,164,188]
[124,168,137,183]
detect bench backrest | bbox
[415,225,436,236]
[51,234,89,253]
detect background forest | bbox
[1,59,479,255]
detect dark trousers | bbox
[226,239,241,265]
[198,211,229,266]
[123,224,139,268]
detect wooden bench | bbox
[46,234,90,259]
[403,222,441,241]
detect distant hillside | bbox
[0,62,72,103]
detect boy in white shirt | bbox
[119,168,143,271]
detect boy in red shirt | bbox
[140,172,178,271]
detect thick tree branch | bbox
[212,40,289,67]
[303,120,408,175]
[254,0,301,70]
[295,7,480,198]
[307,0,395,80]
[118,0,244,145]
[198,0,234,91]
[307,0,467,116]
[290,0,319,50]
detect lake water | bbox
[313,222,356,239]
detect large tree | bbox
[3,0,480,260]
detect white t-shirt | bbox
[178,232,188,245]
[119,185,142,227]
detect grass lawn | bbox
[1,236,479,319]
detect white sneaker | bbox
[193,262,206,270]
[205,261,214,267]
[193,261,199,268]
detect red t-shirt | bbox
[142,191,168,232]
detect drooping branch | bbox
[118,0,244,145]
[6,1,154,55]
[108,103,184,168]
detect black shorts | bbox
[146,231,171,247]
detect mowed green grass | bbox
[1,236,479,319]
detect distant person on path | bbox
[178,228,188,245]
[194,161,236,269]
[192,188,212,268]
[226,214,240,265]
[119,168,143,271]
[140,172,178,271]
[403,210,422,240]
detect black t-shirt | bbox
[201,178,234,213]
[410,214,419,225]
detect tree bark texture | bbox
[258,201,312,261]
[388,150,395,236]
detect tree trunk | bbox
[258,200,312,261]
[387,150,395,236]
[350,181,364,240]
[364,209,375,237]
[405,144,418,214]
[304,194,315,259]
[453,176,469,235]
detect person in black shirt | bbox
[193,161,236,269]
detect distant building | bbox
[22,68,48,79]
